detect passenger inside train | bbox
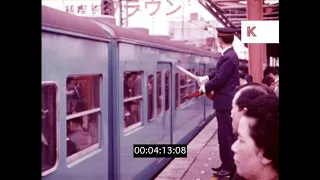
[123,72,143,130]
[67,117,92,152]
[65,75,100,159]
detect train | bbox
[41,5,248,180]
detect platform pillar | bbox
[247,0,266,82]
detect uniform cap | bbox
[216,27,237,37]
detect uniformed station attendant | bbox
[198,27,240,178]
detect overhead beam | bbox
[229,16,279,21]
[219,4,278,9]
[224,11,278,17]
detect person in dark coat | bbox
[198,27,240,178]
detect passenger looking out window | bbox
[123,71,143,132]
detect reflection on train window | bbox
[148,74,154,121]
[165,71,170,111]
[156,71,162,115]
[42,83,57,175]
[66,75,101,162]
[180,68,195,105]
[123,71,143,132]
[175,73,179,109]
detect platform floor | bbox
[155,117,227,180]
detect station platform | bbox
[155,117,225,180]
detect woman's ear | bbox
[258,150,272,165]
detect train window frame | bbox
[123,71,144,133]
[42,81,59,177]
[66,74,102,164]
[179,68,196,107]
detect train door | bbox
[156,63,173,143]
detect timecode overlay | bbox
[133,144,187,158]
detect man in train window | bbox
[198,27,240,178]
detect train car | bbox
[42,5,224,180]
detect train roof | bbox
[87,18,218,58]
[41,5,218,58]
[42,5,109,40]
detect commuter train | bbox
[41,5,248,180]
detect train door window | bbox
[165,71,170,111]
[147,74,154,121]
[156,71,162,115]
[175,73,179,109]
[42,82,58,176]
[66,75,101,163]
[180,68,195,105]
[123,71,143,132]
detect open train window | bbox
[66,75,101,163]
[156,71,162,115]
[180,68,195,106]
[123,71,143,133]
[165,71,170,111]
[42,82,58,176]
[147,74,154,121]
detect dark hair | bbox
[263,67,279,77]
[67,77,74,85]
[262,76,275,87]
[235,84,274,111]
[245,95,279,173]
[219,35,234,44]
[239,72,246,79]
[246,75,253,84]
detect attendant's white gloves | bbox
[197,75,209,87]
[199,84,206,93]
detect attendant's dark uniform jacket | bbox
[205,47,240,111]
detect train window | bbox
[66,76,100,115]
[156,71,162,115]
[165,71,170,111]
[66,75,101,163]
[123,71,143,132]
[42,83,58,176]
[180,68,196,106]
[180,73,186,86]
[147,74,154,121]
[175,73,179,109]
[187,69,195,84]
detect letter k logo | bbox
[247,26,257,37]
